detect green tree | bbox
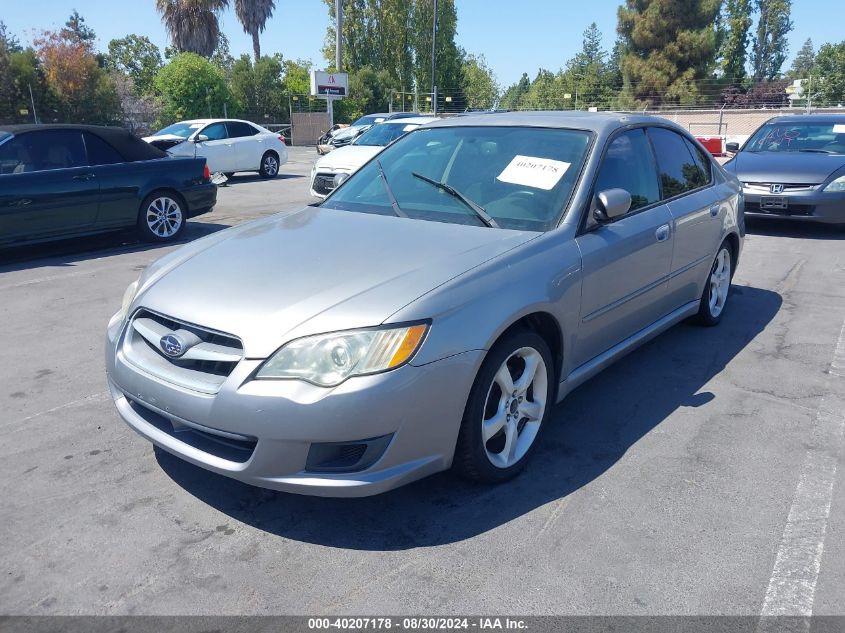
[788,38,815,79]
[412,0,461,98]
[460,53,499,110]
[0,21,22,53]
[349,65,394,113]
[812,41,845,107]
[105,35,163,95]
[154,52,235,122]
[751,0,793,81]
[720,0,753,82]
[61,10,97,45]
[234,0,276,62]
[617,0,722,106]
[230,53,287,121]
[210,32,236,76]
[156,0,228,58]
[281,58,312,94]
[499,72,531,110]
[566,22,617,109]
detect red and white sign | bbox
[310,71,349,97]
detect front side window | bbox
[744,122,845,153]
[594,129,660,212]
[322,126,592,231]
[0,130,86,174]
[200,123,228,141]
[648,127,709,199]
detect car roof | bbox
[0,123,166,161]
[762,114,845,124]
[424,110,680,133]
[378,116,438,125]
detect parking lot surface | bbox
[1,146,844,615]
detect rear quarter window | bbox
[84,132,125,165]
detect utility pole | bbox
[335,0,343,72]
[431,0,437,115]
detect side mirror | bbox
[194,134,209,143]
[725,142,739,153]
[594,188,632,222]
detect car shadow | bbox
[156,284,782,550]
[745,217,845,240]
[0,222,231,272]
[223,173,304,186]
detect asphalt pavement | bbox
[1,147,843,616]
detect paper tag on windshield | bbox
[496,155,570,190]
[403,124,418,132]
[833,124,845,133]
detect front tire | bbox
[694,243,733,326]
[259,151,279,178]
[137,192,186,243]
[454,329,554,483]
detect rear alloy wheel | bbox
[259,152,279,178]
[694,244,732,326]
[138,193,185,243]
[455,329,554,483]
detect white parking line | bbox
[759,318,845,622]
[0,268,106,291]
[9,392,110,427]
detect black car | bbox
[0,124,217,247]
[723,115,845,226]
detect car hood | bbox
[315,145,382,172]
[142,134,189,143]
[137,207,537,358]
[726,151,845,184]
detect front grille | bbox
[127,398,256,463]
[313,173,337,195]
[743,182,817,193]
[745,201,816,217]
[122,309,244,394]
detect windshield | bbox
[351,115,386,128]
[354,122,418,147]
[321,126,592,231]
[744,122,845,153]
[154,122,204,138]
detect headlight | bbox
[333,172,351,187]
[823,175,845,192]
[119,280,139,319]
[256,323,429,387]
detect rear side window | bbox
[226,121,259,138]
[0,130,86,174]
[647,127,710,199]
[594,129,660,212]
[201,123,228,140]
[84,132,125,165]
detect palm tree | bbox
[156,0,229,58]
[234,0,276,62]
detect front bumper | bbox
[105,312,482,497]
[742,186,845,224]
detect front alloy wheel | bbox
[455,329,553,482]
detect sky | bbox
[0,0,842,89]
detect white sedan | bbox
[144,119,288,178]
[310,116,437,197]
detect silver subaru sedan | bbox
[105,112,744,497]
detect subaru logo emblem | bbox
[770,184,784,194]
[160,333,186,358]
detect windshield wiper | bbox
[799,148,835,154]
[411,172,499,228]
[376,159,408,218]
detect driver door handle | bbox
[709,204,721,217]
[655,224,671,242]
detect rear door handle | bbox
[73,173,95,181]
[10,198,32,207]
[709,204,721,217]
[655,224,671,242]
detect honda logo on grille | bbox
[160,333,187,358]
[770,184,785,194]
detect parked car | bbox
[106,112,743,497]
[144,119,288,178]
[0,124,216,247]
[310,116,438,197]
[322,112,422,153]
[723,114,845,225]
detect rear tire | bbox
[693,243,733,326]
[259,151,279,178]
[137,192,186,243]
[454,329,554,483]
